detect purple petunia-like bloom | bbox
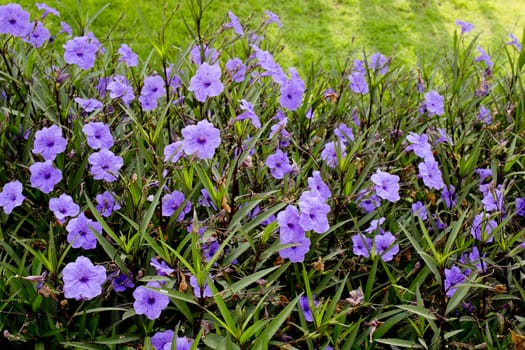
[412,201,428,221]
[334,123,355,144]
[307,171,331,201]
[66,212,101,250]
[516,197,525,217]
[456,20,474,34]
[162,191,191,221]
[75,97,103,113]
[474,46,493,68]
[95,191,120,217]
[265,149,293,179]
[118,43,138,66]
[374,231,399,262]
[36,3,60,18]
[188,63,224,102]
[60,21,72,36]
[418,158,445,190]
[0,180,25,214]
[63,36,99,70]
[33,125,67,161]
[406,132,433,161]
[62,256,106,301]
[279,232,311,263]
[189,44,218,66]
[0,4,32,38]
[321,141,346,168]
[251,44,286,84]
[507,33,522,52]
[107,75,135,105]
[226,11,244,37]
[24,21,50,48]
[422,90,444,116]
[441,184,457,209]
[279,68,305,111]
[150,257,175,276]
[477,105,491,125]
[299,295,318,322]
[298,191,331,234]
[348,71,369,95]
[181,120,221,160]
[49,193,79,223]
[352,234,372,258]
[163,141,184,163]
[82,122,114,150]
[371,169,400,202]
[265,10,282,27]
[113,272,134,292]
[151,330,194,350]
[236,99,261,128]
[357,189,381,213]
[140,75,166,111]
[471,213,497,243]
[369,52,389,75]
[444,265,466,298]
[133,281,170,320]
[88,149,123,182]
[481,184,504,212]
[277,205,305,241]
[29,161,62,194]
[190,274,214,298]
[225,58,246,83]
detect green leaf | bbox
[375,338,423,348]
[253,295,299,350]
[395,305,437,321]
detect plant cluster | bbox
[0,2,525,349]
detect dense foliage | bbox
[0,2,525,349]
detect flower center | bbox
[197,136,206,145]
[147,296,156,305]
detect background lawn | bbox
[17,0,525,69]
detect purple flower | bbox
[32,125,67,161]
[444,265,466,298]
[49,194,79,223]
[150,257,175,276]
[516,197,525,217]
[225,58,246,83]
[0,180,25,214]
[118,43,138,66]
[279,68,305,111]
[422,90,444,116]
[181,120,221,160]
[189,44,218,66]
[265,149,293,179]
[374,231,399,262]
[95,191,120,217]
[365,217,385,233]
[164,64,182,90]
[279,233,310,263]
[474,46,493,68]
[471,213,497,243]
[251,45,286,84]
[352,234,372,258]
[66,213,101,250]
[113,272,134,292]
[29,161,62,194]
[140,75,166,111]
[334,123,354,144]
[265,10,282,28]
[481,184,504,212]
[36,3,59,18]
[198,188,216,209]
[151,330,174,350]
[226,11,244,37]
[59,21,72,36]
[477,105,491,125]
[188,62,224,102]
[406,133,433,160]
[357,190,381,213]
[441,185,457,208]
[88,149,123,182]
[436,128,454,145]
[476,168,492,182]
[62,256,106,300]
[460,247,486,273]
[307,171,331,201]
[455,20,474,34]
[82,122,114,150]
[299,295,318,322]
[348,71,368,94]
[24,21,50,48]
[190,274,213,298]
[277,205,305,241]
[411,201,428,221]
[507,33,522,52]
[75,97,103,112]
[321,141,346,168]
[371,169,400,202]
[418,158,445,190]
[236,99,261,128]
[164,141,184,163]
[0,4,32,38]
[298,191,331,234]
[133,282,170,320]
[63,36,99,70]
[369,52,389,75]
[162,191,191,221]
[107,75,135,105]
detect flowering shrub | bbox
[0,2,525,349]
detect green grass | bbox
[15,0,525,68]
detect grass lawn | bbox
[16,0,525,68]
